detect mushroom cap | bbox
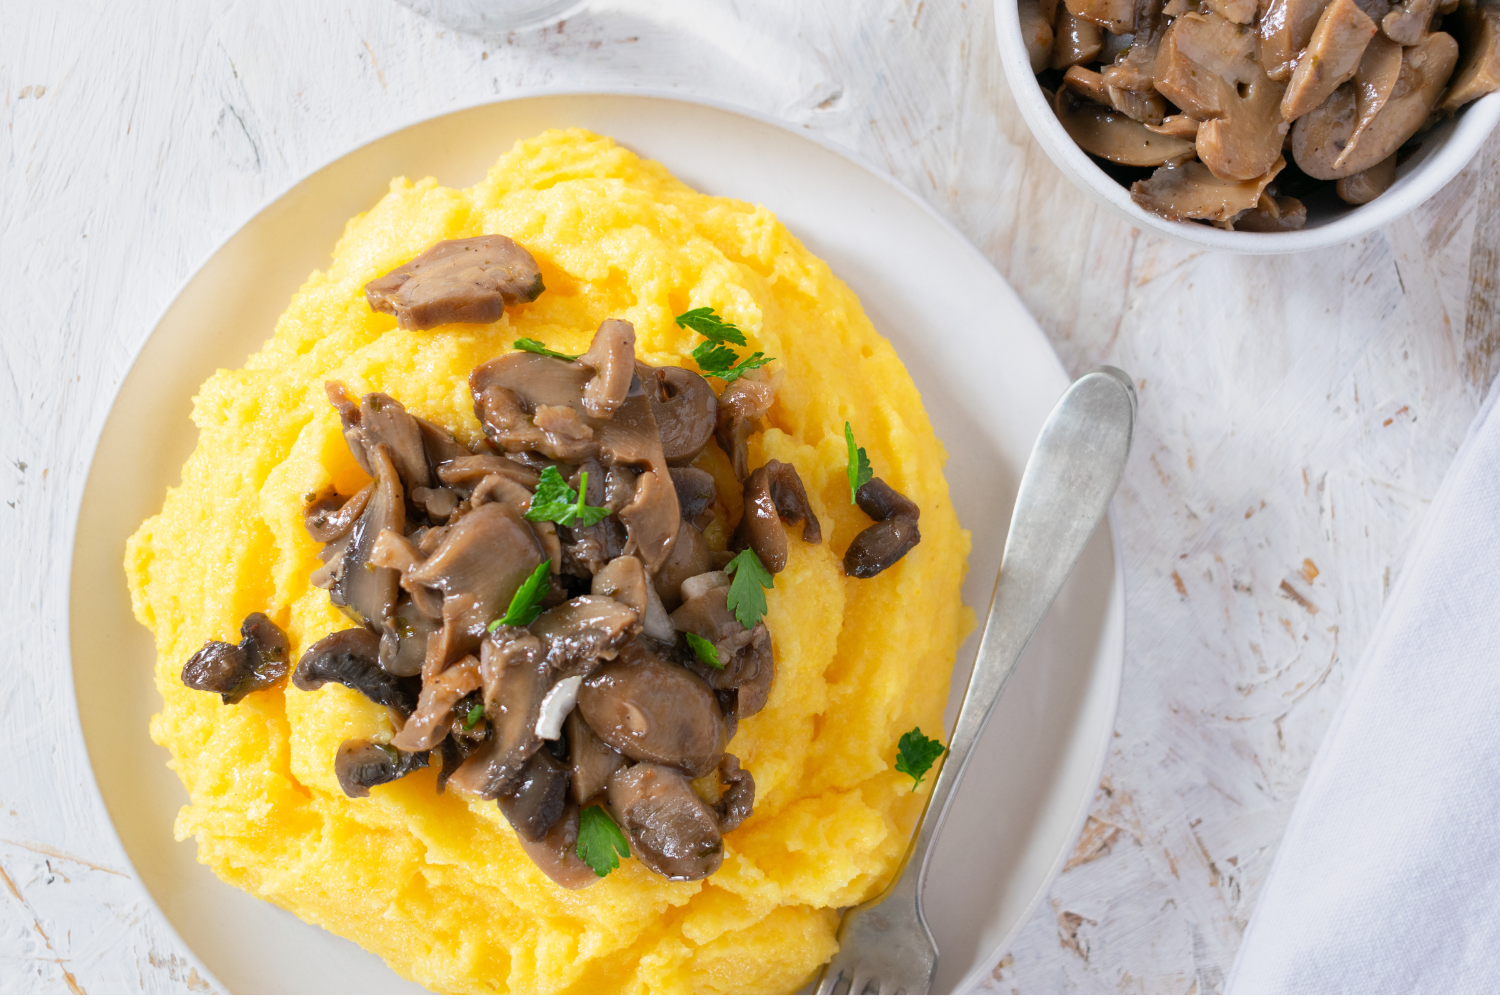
[364,234,544,330]
[334,739,431,798]
[577,644,728,778]
[607,762,725,881]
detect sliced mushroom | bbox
[1190,45,1289,178]
[844,478,923,579]
[378,597,439,678]
[469,353,598,463]
[1339,33,1405,164]
[736,460,824,575]
[713,754,755,834]
[591,555,674,642]
[1335,151,1398,201]
[566,710,625,805]
[447,625,548,798]
[496,749,569,842]
[1206,0,1259,22]
[1259,0,1336,79]
[1292,32,1458,177]
[1052,6,1105,66]
[1156,12,1259,117]
[652,522,713,611]
[1065,0,1137,32]
[1130,155,1287,220]
[1439,2,1500,112]
[577,642,728,778]
[404,501,546,654]
[1147,114,1203,139]
[364,235,544,330]
[607,762,725,881]
[1056,86,1197,165]
[669,586,776,719]
[579,319,636,420]
[1281,0,1378,120]
[715,379,776,481]
[529,594,642,675]
[1381,0,1439,43]
[669,466,718,531]
[516,803,599,890]
[292,628,420,717]
[436,453,541,493]
[596,381,681,573]
[334,739,430,798]
[392,654,482,752]
[325,383,431,491]
[304,485,370,544]
[323,444,404,630]
[1234,193,1310,228]
[1021,0,1058,70]
[640,365,718,466]
[180,612,291,704]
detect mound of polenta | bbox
[126,128,970,994]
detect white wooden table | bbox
[3,0,1495,992]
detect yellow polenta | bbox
[125,128,970,994]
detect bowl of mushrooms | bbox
[995,0,1500,251]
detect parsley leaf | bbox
[691,339,740,373]
[724,548,774,628]
[576,804,631,877]
[895,727,946,790]
[492,560,551,630]
[702,352,773,385]
[513,337,580,361]
[674,306,747,346]
[678,308,773,383]
[525,467,611,528]
[463,702,485,730]
[845,421,873,503]
[685,633,723,670]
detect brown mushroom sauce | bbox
[1027,0,1500,227]
[175,251,924,887]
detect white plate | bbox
[68,91,1124,994]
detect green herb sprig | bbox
[674,307,774,384]
[724,548,774,629]
[685,633,724,670]
[895,727,946,790]
[845,421,873,503]
[576,804,631,877]
[526,467,611,528]
[513,337,580,361]
[491,560,551,631]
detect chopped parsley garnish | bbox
[525,466,611,528]
[492,560,551,631]
[463,702,485,730]
[724,547,773,629]
[675,307,774,384]
[685,633,723,670]
[691,339,741,373]
[576,804,631,877]
[702,352,772,384]
[674,306,747,346]
[895,727,946,790]
[845,421,873,503]
[513,337,580,361]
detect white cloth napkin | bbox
[1229,387,1500,993]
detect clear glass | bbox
[395,0,591,34]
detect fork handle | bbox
[888,366,1136,939]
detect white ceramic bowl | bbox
[994,0,1500,253]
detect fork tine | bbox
[815,964,845,995]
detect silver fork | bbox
[815,366,1137,995]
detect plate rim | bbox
[66,85,1126,994]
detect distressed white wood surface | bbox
[2,0,1496,993]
